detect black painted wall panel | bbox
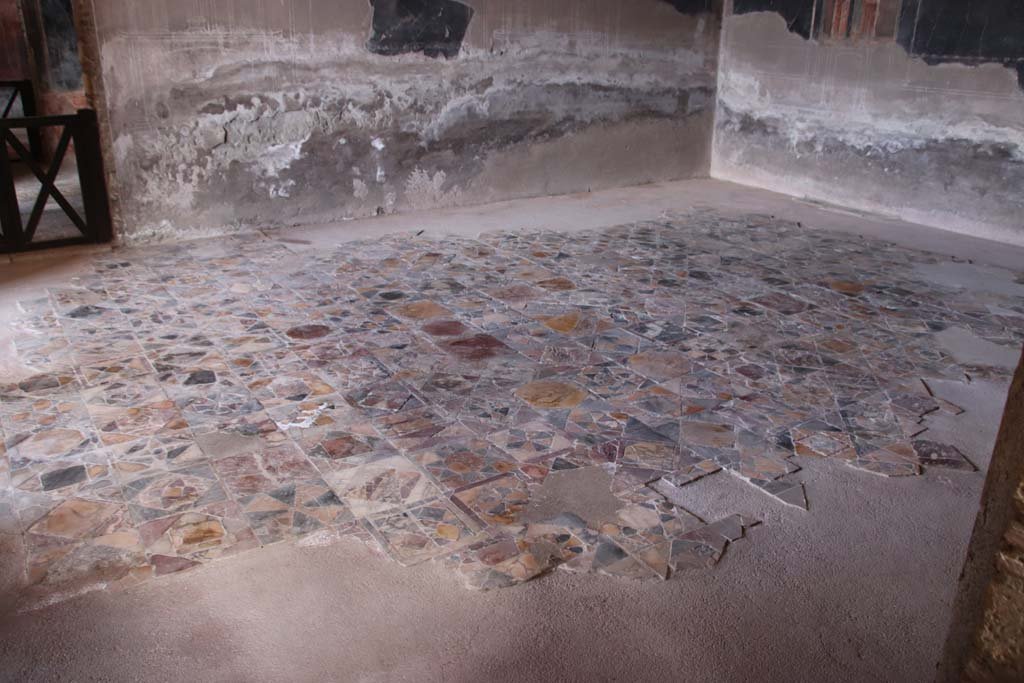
[732,0,1024,88]
[904,0,1024,61]
[662,0,715,14]
[732,0,815,39]
[367,0,474,59]
[897,0,1024,88]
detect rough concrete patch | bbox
[655,469,782,524]
[913,261,1024,298]
[524,466,624,528]
[920,378,1013,472]
[935,328,1022,371]
[0,534,25,615]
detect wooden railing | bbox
[0,109,113,252]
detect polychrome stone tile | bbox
[322,450,442,518]
[168,371,263,427]
[238,480,353,545]
[303,427,391,469]
[599,489,705,578]
[191,410,287,451]
[69,333,148,367]
[366,498,480,566]
[142,335,222,371]
[21,518,149,606]
[226,348,319,391]
[368,337,448,377]
[410,437,520,491]
[609,385,685,420]
[137,510,259,565]
[584,327,655,358]
[389,299,454,322]
[441,526,585,590]
[26,496,131,541]
[670,515,758,572]
[10,450,121,501]
[0,370,81,408]
[83,377,189,446]
[107,435,207,482]
[404,372,479,414]
[373,407,473,452]
[569,362,649,400]
[514,380,589,411]
[120,460,238,521]
[726,430,802,484]
[912,440,976,471]
[11,332,76,374]
[453,377,530,433]
[77,356,156,387]
[563,398,631,445]
[849,442,923,477]
[262,388,345,430]
[789,418,855,458]
[441,292,522,329]
[315,350,393,395]
[438,333,534,376]
[4,211,1019,604]
[625,349,693,382]
[484,418,574,463]
[210,442,319,493]
[2,393,101,466]
[452,473,532,527]
[345,379,424,416]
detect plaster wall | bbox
[712,4,1024,246]
[87,0,721,243]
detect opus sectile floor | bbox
[2,210,1021,606]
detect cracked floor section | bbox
[1,210,1021,608]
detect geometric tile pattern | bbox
[2,211,1019,606]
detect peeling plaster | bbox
[716,63,1024,161]
[712,11,1024,246]
[96,12,719,243]
[404,168,463,210]
[352,178,369,199]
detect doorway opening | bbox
[0,0,111,252]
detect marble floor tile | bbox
[322,450,442,518]
[366,498,480,566]
[2,210,1016,606]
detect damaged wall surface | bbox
[0,0,29,80]
[88,0,720,242]
[713,1,1024,246]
